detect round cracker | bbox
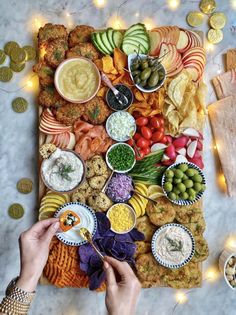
[17,178,33,194]
[207,28,223,44]
[199,0,216,14]
[12,97,28,113]
[8,203,24,219]
[209,12,227,30]
[0,66,13,82]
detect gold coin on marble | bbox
[0,50,6,65]
[207,28,223,44]
[10,47,27,64]
[187,11,204,27]
[209,12,227,30]
[4,41,19,55]
[12,97,28,113]
[8,203,25,219]
[10,60,25,72]
[23,45,36,61]
[0,66,13,82]
[17,178,33,194]
[199,0,216,14]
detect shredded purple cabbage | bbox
[106,173,133,202]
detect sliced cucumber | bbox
[92,32,110,55]
[131,34,150,51]
[107,28,115,49]
[124,23,146,37]
[124,30,146,38]
[122,41,141,55]
[123,38,146,54]
[101,32,113,54]
[113,31,123,48]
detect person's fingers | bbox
[105,256,133,279]
[27,218,59,234]
[42,221,60,243]
[103,260,117,287]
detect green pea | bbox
[166,169,174,178]
[177,183,186,193]
[174,169,184,179]
[168,192,177,200]
[179,192,189,200]
[178,163,188,172]
[192,174,203,183]
[183,179,193,188]
[164,182,173,192]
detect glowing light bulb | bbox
[27,80,33,88]
[22,75,39,92]
[205,267,219,282]
[107,15,127,29]
[205,42,215,52]
[231,0,236,9]
[167,0,180,10]
[65,12,71,17]
[142,17,156,30]
[93,0,107,8]
[29,15,47,33]
[135,12,140,18]
[226,236,236,249]
[175,292,187,304]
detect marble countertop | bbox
[0,0,236,314]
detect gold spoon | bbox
[132,189,158,204]
[79,227,104,261]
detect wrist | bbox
[16,273,39,292]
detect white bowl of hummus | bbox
[41,148,86,193]
[151,223,195,269]
[54,57,101,103]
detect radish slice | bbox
[166,135,173,144]
[172,136,189,148]
[175,155,188,163]
[162,154,170,162]
[176,147,187,156]
[187,140,198,158]
[182,128,200,138]
[193,150,201,159]
[188,156,204,169]
[197,140,203,151]
[151,143,167,152]
[165,144,177,160]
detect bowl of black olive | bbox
[128,53,166,93]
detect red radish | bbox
[193,150,201,159]
[165,144,177,160]
[182,128,200,138]
[197,140,203,151]
[172,136,189,148]
[162,159,173,166]
[151,143,167,152]
[176,147,187,156]
[186,139,192,146]
[166,135,173,144]
[188,157,204,169]
[187,140,198,158]
[198,131,204,140]
[175,155,188,163]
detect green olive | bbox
[174,169,184,179]
[166,169,174,178]
[183,179,193,188]
[177,183,186,193]
[192,174,203,183]
[132,70,141,77]
[187,188,196,198]
[168,192,177,200]
[164,182,173,193]
[185,168,196,177]
[173,178,182,184]
[141,60,149,70]
[147,71,159,87]
[193,182,202,192]
[140,67,152,81]
[148,59,155,67]
[173,187,181,195]
[158,70,165,81]
[139,79,147,87]
[179,192,189,200]
[178,163,188,172]
[134,75,141,84]
[131,62,140,71]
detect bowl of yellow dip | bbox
[107,203,136,234]
[54,57,101,103]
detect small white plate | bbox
[106,143,136,173]
[54,202,97,246]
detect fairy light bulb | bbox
[205,267,219,282]
[107,14,127,29]
[93,0,107,8]
[135,12,140,18]
[205,42,215,52]
[175,292,187,304]
[226,236,236,250]
[142,17,156,30]
[231,0,236,9]
[27,80,33,88]
[167,0,180,10]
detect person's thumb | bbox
[43,222,60,243]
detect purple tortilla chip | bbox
[129,228,145,241]
[89,270,106,290]
[96,212,111,235]
[80,262,89,273]
[79,244,94,263]
[115,233,132,243]
[90,254,103,269]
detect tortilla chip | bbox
[196,81,207,113]
[179,99,198,131]
[134,90,146,102]
[102,55,118,75]
[112,73,125,85]
[97,86,108,98]
[167,110,180,133]
[114,48,127,74]
[168,70,190,108]
[94,58,103,72]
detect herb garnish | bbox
[55,164,75,181]
[88,105,100,120]
[165,236,183,255]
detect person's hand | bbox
[16,218,60,292]
[104,256,141,315]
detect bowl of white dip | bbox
[41,148,86,193]
[151,223,195,269]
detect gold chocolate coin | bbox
[10,60,25,72]
[10,47,27,63]
[0,50,6,65]
[0,66,13,82]
[207,28,223,44]
[209,12,227,30]
[8,203,25,219]
[12,97,28,113]
[4,41,19,55]
[199,0,216,14]
[23,45,36,61]
[187,11,204,27]
[17,178,33,194]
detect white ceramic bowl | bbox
[106,143,136,173]
[128,53,166,93]
[106,111,136,142]
[219,249,236,290]
[54,57,101,103]
[151,223,195,269]
[106,203,136,234]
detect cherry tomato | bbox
[166,135,173,144]
[156,114,165,126]
[159,126,165,133]
[133,133,141,141]
[137,137,150,148]
[133,111,141,119]
[126,139,134,146]
[141,126,152,140]
[160,136,167,144]
[136,150,145,160]
[150,126,155,132]
[142,147,151,155]
[152,131,164,142]
[136,117,148,126]
[150,116,160,129]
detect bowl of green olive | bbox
[161,162,206,206]
[128,53,166,93]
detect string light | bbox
[225,236,236,250]
[231,0,236,9]
[93,0,107,9]
[167,0,180,10]
[30,15,47,32]
[205,42,215,52]
[175,292,187,304]
[205,267,220,282]
[142,17,156,30]
[135,12,140,18]
[107,14,127,29]
[21,74,39,92]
